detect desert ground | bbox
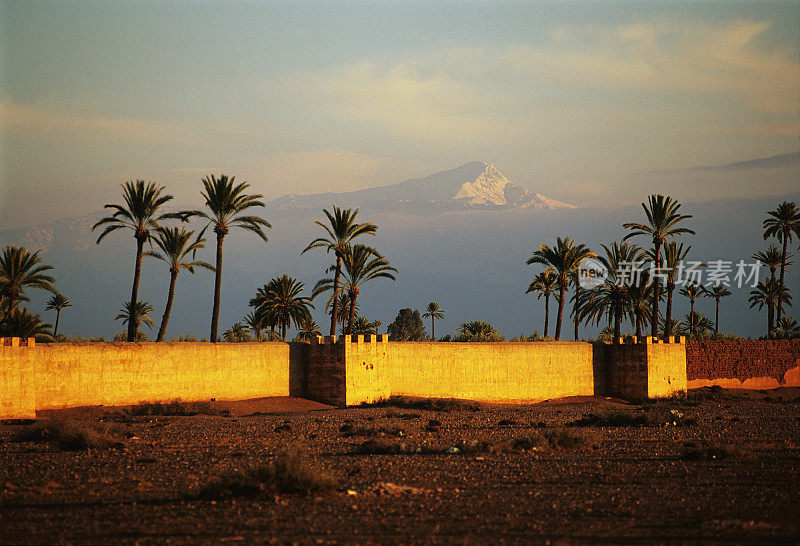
[1,387,798,544]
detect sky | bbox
[1,0,799,228]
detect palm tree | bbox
[243,311,266,341]
[249,275,314,339]
[0,307,53,340]
[662,242,691,337]
[295,316,322,342]
[423,302,445,340]
[763,201,800,322]
[773,316,800,339]
[623,194,695,337]
[351,316,379,336]
[223,322,253,342]
[456,320,503,342]
[706,283,732,337]
[679,282,705,337]
[303,206,377,336]
[527,237,593,340]
[45,293,71,338]
[680,311,714,339]
[340,245,396,334]
[187,175,271,342]
[526,271,557,338]
[749,278,792,338]
[751,245,788,337]
[628,272,653,338]
[580,242,644,340]
[0,245,57,310]
[115,300,154,334]
[146,227,215,341]
[93,180,179,341]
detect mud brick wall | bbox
[0,341,291,418]
[686,340,800,388]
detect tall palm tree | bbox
[623,194,695,337]
[527,237,593,340]
[45,293,71,339]
[145,226,214,341]
[628,271,653,338]
[187,174,271,342]
[580,242,644,339]
[115,300,155,334]
[751,245,787,337]
[303,207,377,336]
[749,278,792,338]
[763,201,800,322]
[249,275,314,339]
[423,302,445,340]
[706,283,732,337]
[351,316,379,336]
[341,245,396,334]
[0,245,57,310]
[679,283,705,337]
[526,271,557,338]
[662,242,691,337]
[92,180,178,341]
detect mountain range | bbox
[268,161,576,212]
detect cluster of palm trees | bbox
[92,178,399,343]
[0,245,63,340]
[92,176,268,342]
[527,196,799,341]
[749,201,800,339]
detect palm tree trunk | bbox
[665,284,674,337]
[210,233,224,342]
[767,303,774,339]
[651,240,661,337]
[53,309,61,338]
[431,317,435,340]
[157,270,178,342]
[613,305,621,339]
[347,291,357,335]
[777,237,787,322]
[635,311,642,338]
[573,284,580,341]
[543,295,549,338]
[282,321,287,340]
[555,282,566,340]
[329,255,342,336]
[714,298,720,337]
[128,237,145,342]
[689,298,695,338]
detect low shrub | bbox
[512,428,586,451]
[14,419,127,451]
[680,442,737,461]
[199,448,338,499]
[359,397,480,412]
[126,400,230,417]
[356,438,409,454]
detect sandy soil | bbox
[1,387,798,544]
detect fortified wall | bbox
[686,340,800,389]
[1,335,688,419]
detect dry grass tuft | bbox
[199,448,338,499]
[126,400,230,417]
[14,419,128,451]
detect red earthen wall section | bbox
[686,340,800,388]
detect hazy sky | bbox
[1,0,799,228]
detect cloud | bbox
[273,18,798,146]
[1,97,204,145]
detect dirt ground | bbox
[1,387,798,544]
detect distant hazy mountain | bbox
[268,162,576,212]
